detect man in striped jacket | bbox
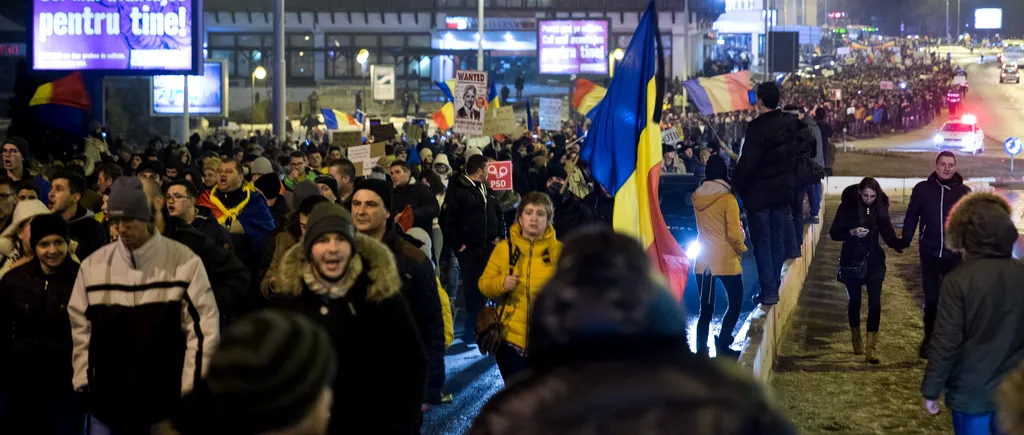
[68,177,220,432]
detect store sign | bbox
[32,0,199,73]
[538,20,609,75]
[371,65,395,101]
[0,44,25,57]
[151,61,228,116]
[444,17,537,31]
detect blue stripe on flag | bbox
[321,108,340,130]
[681,80,715,116]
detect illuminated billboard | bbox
[975,8,1003,30]
[151,61,228,116]
[538,20,610,75]
[32,0,200,74]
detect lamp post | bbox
[357,49,370,121]
[251,66,267,130]
[610,48,625,77]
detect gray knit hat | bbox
[303,202,355,260]
[251,157,274,177]
[290,180,321,210]
[107,177,152,222]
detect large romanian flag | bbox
[29,72,91,134]
[580,1,688,301]
[432,79,456,131]
[681,71,753,115]
[320,108,360,130]
[572,78,607,116]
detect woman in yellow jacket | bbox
[479,192,562,380]
[692,155,747,358]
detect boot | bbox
[695,331,710,357]
[851,328,863,355]
[865,332,880,364]
[716,335,741,359]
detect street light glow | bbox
[613,48,625,60]
[253,66,267,80]
[356,48,370,65]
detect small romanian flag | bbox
[432,102,454,131]
[29,71,91,134]
[681,71,753,116]
[572,78,607,117]
[321,108,360,130]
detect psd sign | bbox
[486,161,513,191]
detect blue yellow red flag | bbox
[432,102,455,131]
[579,0,688,300]
[682,71,754,115]
[320,108,359,130]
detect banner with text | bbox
[454,70,487,136]
[538,98,562,131]
[486,161,514,191]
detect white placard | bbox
[822,69,835,77]
[836,47,851,56]
[661,128,681,145]
[370,65,396,101]
[829,89,842,101]
[538,98,562,131]
[454,70,488,136]
[347,144,371,162]
[879,80,895,90]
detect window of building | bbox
[209,33,235,47]
[328,35,351,47]
[353,35,378,49]
[289,34,315,48]
[289,50,315,78]
[327,50,351,78]
[381,35,403,47]
[408,35,431,48]
[209,50,237,77]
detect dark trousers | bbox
[458,246,492,345]
[695,274,744,350]
[748,205,788,304]
[495,343,529,381]
[844,279,884,332]
[921,253,962,337]
[790,185,808,254]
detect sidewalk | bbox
[769,198,954,433]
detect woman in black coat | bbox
[829,177,903,365]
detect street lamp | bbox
[610,48,625,77]
[613,48,625,60]
[356,49,370,113]
[251,66,267,127]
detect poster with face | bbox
[454,70,487,136]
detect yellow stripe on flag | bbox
[611,77,660,248]
[29,83,54,107]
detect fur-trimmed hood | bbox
[271,232,402,302]
[946,192,1018,258]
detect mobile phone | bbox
[747,90,757,105]
[101,131,107,139]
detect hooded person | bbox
[166,310,336,435]
[922,192,1024,430]
[255,173,288,229]
[691,155,747,358]
[0,214,83,433]
[0,199,51,280]
[267,202,427,434]
[469,227,795,435]
[432,154,453,187]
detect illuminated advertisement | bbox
[151,61,227,116]
[32,0,199,73]
[538,20,609,75]
[975,8,1002,30]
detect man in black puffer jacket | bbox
[732,82,800,306]
[901,151,971,359]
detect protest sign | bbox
[454,70,487,135]
[332,131,363,148]
[828,89,842,101]
[661,128,680,145]
[486,161,514,191]
[538,98,562,131]
[346,142,386,175]
[371,123,399,141]
[822,69,835,78]
[879,80,895,90]
[484,106,521,136]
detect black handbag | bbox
[475,239,514,356]
[837,246,869,282]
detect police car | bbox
[1001,64,1021,84]
[934,115,985,154]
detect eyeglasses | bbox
[165,194,192,201]
[1,149,19,155]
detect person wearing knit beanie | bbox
[107,177,153,223]
[291,180,322,211]
[29,213,69,250]
[254,173,283,201]
[302,202,356,263]
[29,213,71,272]
[315,175,339,203]
[171,310,337,435]
[354,179,393,214]
[251,157,274,178]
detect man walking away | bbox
[68,177,220,432]
[732,82,800,306]
[902,151,971,359]
[922,192,1024,435]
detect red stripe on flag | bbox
[572,78,597,109]
[645,163,690,301]
[50,72,91,111]
[726,75,752,112]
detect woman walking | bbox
[691,155,747,358]
[829,177,903,364]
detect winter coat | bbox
[260,225,298,298]
[551,194,593,240]
[68,233,220,428]
[84,136,110,177]
[382,225,446,403]
[393,181,440,236]
[191,207,233,251]
[478,223,561,350]
[441,174,500,251]
[829,185,902,282]
[66,206,108,260]
[902,172,972,258]
[732,110,800,212]
[268,234,426,435]
[922,192,1024,414]
[804,116,826,168]
[818,119,836,171]
[692,180,747,276]
[583,189,614,226]
[0,257,79,393]
[163,214,252,326]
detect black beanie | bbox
[30,214,69,249]
[254,173,282,200]
[355,179,393,214]
[303,202,356,260]
[174,310,337,434]
[315,175,338,197]
[704,155,730,182]
[3,136,30,159]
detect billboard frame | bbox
[28,0,203,76]
[536,17,612,77]
[149,59,228,117]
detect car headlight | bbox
[685,241,701,260]
[934,134,944,144]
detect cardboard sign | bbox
[483,106,520,136]
[467,136,492,149]
[661,128,681,145]
[538,98,562,131]
[454,70,487,135]
[371,123,399,141]
[405,123,424,142]
[332,131,363,148]
[879,80,895,90]
[347,142,387,176]
[837,47,851,56]
[828,88,842,101]
[822,69,835,77]
[486,161,513,191]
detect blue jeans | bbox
[748,205,787,304]
[808,182,822,216]
[952,411,1002,435]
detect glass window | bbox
[238,50,264,77]
[381,35,402,47]
[407,35,430,48]
[289,51,315,78]
[328,35,351,47]
[238,34,264,48]
[354,35,378,48]
[209,50,236,77]
[327,51,351,78]
[379,53,396,66]
[209,33,234,47]
[417,56,431,78]
[289,34,315,48]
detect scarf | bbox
[206,185,253,225]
